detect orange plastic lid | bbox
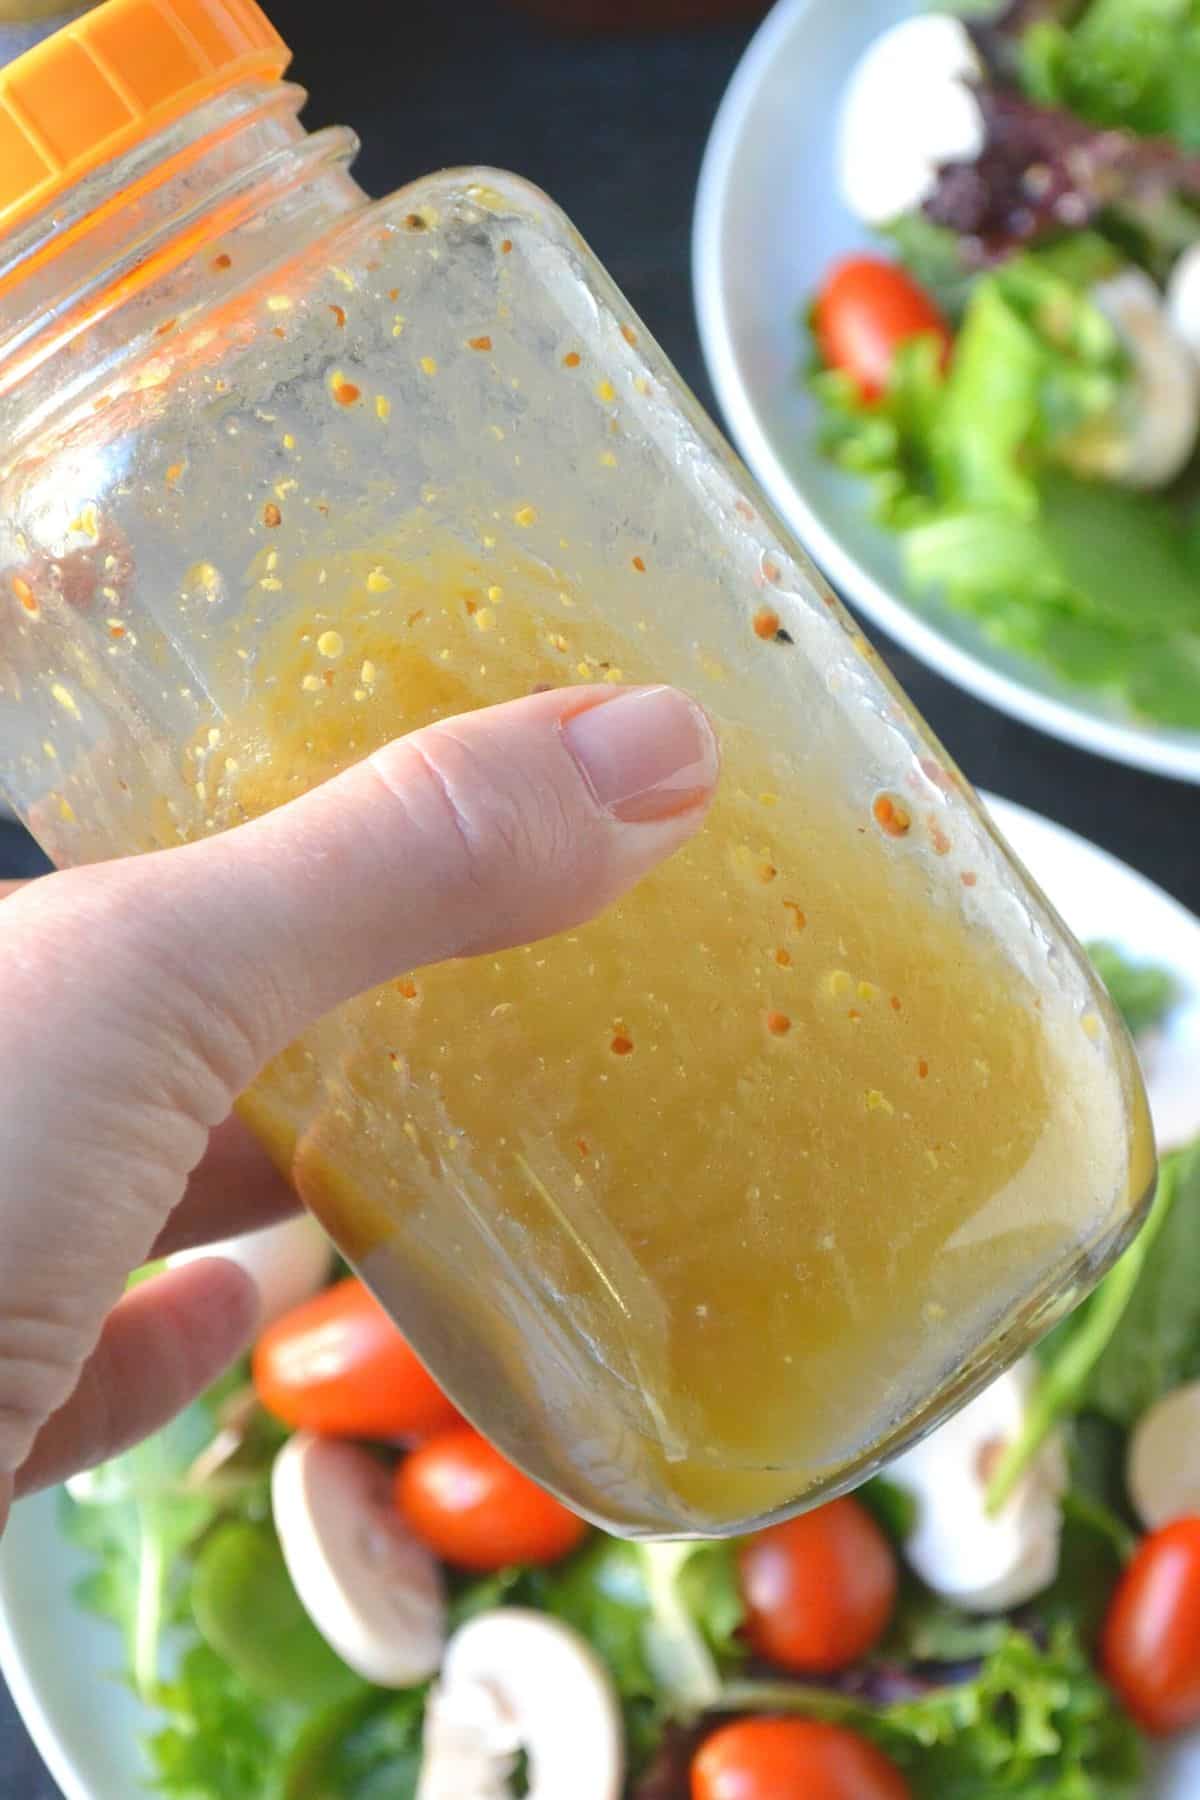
[0,0,291,235]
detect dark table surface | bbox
[4,0,1200,1791]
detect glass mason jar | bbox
[0,0,1154,1536]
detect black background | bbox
[3,0,1198,1790]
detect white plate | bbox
[692,0,1200,783]
[2,795,1199,1795]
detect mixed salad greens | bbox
[58,942,1200,1797]
[810,0,1200,727]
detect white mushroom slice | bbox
[1128,1381,1200,1530]
[1064,269,1200,489]
[1166,241,1200,364]
[167,1213,334,1331]
[272,1432,445,1687]
[417,1610,624,1800]
[837,16,985,226]
[886,1358,1067,1613]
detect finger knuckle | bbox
[14,861,274,1120]
[376,729,541,913]
[0,1311,92,1475]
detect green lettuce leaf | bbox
[722,1625,1142,1798]
[1021,0,1200,150]
[190,1521,366,1710]
[62,1403,221,1702]
[810,239,1200,724]
[148,1642,295,1799]
[280,1688,426,1800]
[1073,1137,1200,1425]
[1086,940,1177,1034]
[987,1140,1200,1507]
[537,1536,745,1768]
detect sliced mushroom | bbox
[271,1432,445,1687]
[1061,269,1200,489]
[1128,1381,1200,1531]
[837,16,985,227]
[167,1213,334,1332]
[1166,241,1200,364]
[417,1609,624,1800]
[885,1358,1066,1613]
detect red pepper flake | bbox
[753,606,781,640]
[961,870,978,888]
[873,794,912,838]
[763,559,781,585]
[262,501,282,528]
[632,555,646,573]
[735,499,756,523]
[155,316,177,338]
[407,608,426,626]
[889,995,902,1012]
[212,252,232,271]
[468,335,493,352]
[920,756,957,794]
[11,575,36,614]
[774,947,792,967]
[620,323,638,346]
[396,978,418,999]
[322,669,335,687]
[563,351,581,368]
[918,1059,929,1079]
[766,1011,791,1036]
[387,1050,400,1066]
[271,325,287,339]
[927,815,952,856]
[108,622,125,639]
[333,380,361,407]
[576,1137,590,1157]
[329,303,347,328]
[464,596,479,614]
[758,862,777,884]
[388,286,401,301]
[165,462,184,487]
[610,1033,634,1056]
[848,1008,862,1022]
[500,239,513,255]
[783,900,806,930]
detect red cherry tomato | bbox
[252,1276,459,1440]
[691,1717,912,1800]
[395,1424,589,1571]
[738,1498,897,1674]
[814,255,951,401]
[1102,1517,1200,1734]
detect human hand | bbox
[0,684,717,1531]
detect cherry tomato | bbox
[252,1276,459,1440]
[738,1497,897,1674]
[814,255,951,401]
[395,1424,589,1570]
[1102,1517,1200,1734]
[691,1718,911,1800]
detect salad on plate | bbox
[56,946,1200,1797]
[808,0,1200,729]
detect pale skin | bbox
[0,683,718,1534]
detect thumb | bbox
[0,684,717,1484]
